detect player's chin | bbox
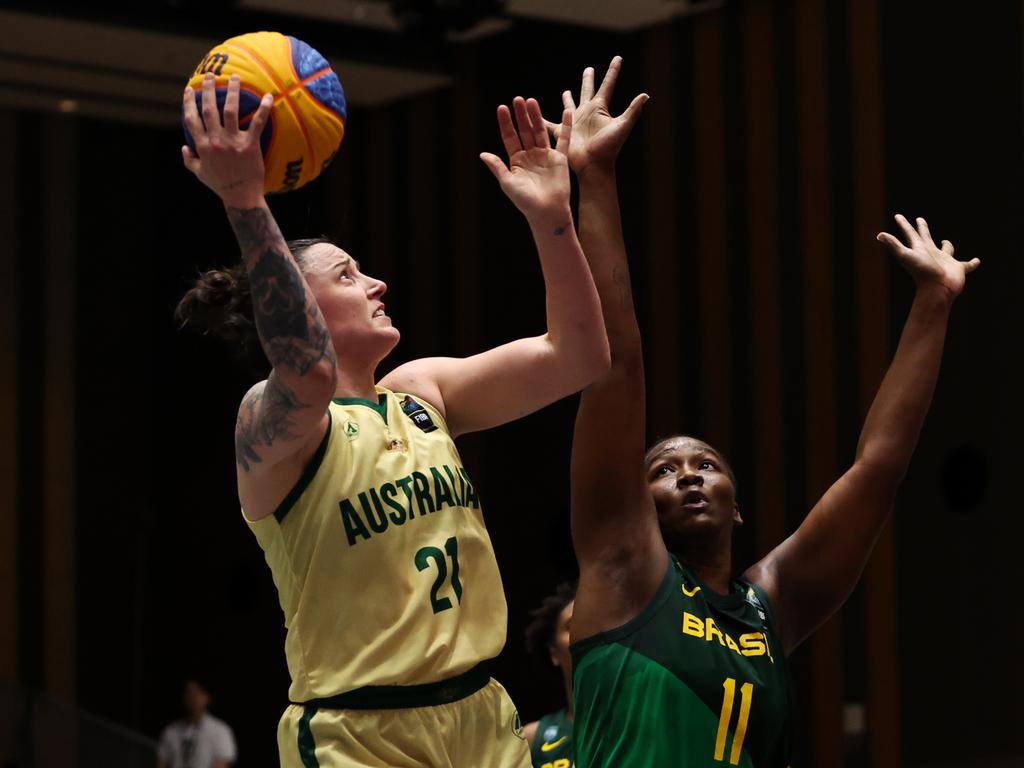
[379,326,401,349]
[658,509,718,542]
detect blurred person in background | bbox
[157,678,236,768]
[523,583,576,768]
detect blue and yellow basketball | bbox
[184,31,346,194]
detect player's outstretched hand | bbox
[544,56,648,176]
[876,214,980,301]
[181,73,272,208]
[480,97,573,221]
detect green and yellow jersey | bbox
[245,387,507,703]
[571,557,792,767]
[531,708,574,768]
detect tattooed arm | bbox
[182,74,337,502]
[229,206,337,474]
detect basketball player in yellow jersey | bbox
[178,74,608,767]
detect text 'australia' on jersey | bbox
[246,388,507,702]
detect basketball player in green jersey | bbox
[523,584,576,768]
[179,74,608,767]
[546,58,980,766]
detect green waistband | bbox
[297,664,490,710]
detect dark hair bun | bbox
[175,264,266,371]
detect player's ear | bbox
[733,503,743,526]
[549,645,561,668]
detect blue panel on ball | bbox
[181,88,273,157]
[304,72,347,122]
[288,35,328,78]
[288,36,347,122]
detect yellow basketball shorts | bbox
[277,678,530,768]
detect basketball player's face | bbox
[645,437,741,546]
[303,243,400,363]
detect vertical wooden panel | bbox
[794,0,843,764]
[451,46,482,358]
[0,112,17,687]
[849,1,899,765]
[644,25,679,438]
[693,14,732,455]
[42,116,76,707]
[410,96,439,358]
[742,0,785,557]
[367,108,397,284]
[451,46,484,473]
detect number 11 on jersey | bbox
[714,677,753,765]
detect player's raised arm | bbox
[380,96,609,437]
[180,73,337,476]
[549,58,663,637]
[745,214,980,653]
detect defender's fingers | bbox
[580,66,595,102]
[941,239,955,257]
[894,214,921,246]
[182,86,205,137]
[479,152,510,183]
[963,257,981,273]
[916,216,934,244]
[512,97,535,150]
[620,92,650,128]
[496,104,520,157]
[595,55,623,102]
[876,231,913,257]
[554,108,573,155]
[200,72,220,130]
[562,89,577,113]
[247,92,274,138]
[526,98,549,149]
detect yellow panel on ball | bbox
[184,31,347,194]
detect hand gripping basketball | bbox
[181,73,273,208]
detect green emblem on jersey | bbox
[511,710,524,739]
[344,420,359,441]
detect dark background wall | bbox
[2,1,1022,766]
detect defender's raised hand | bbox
[545,56,649,175]
[181,73,273,207]
[877,214,981,301]
[480,97,573,221]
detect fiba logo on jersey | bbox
[401,395,438,433]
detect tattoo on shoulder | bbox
[234,377,310,472]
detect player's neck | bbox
[677,551,733,595]
[333,366,378,401]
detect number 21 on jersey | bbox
[414,536,462,613]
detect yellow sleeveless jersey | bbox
[245,387,507,702]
